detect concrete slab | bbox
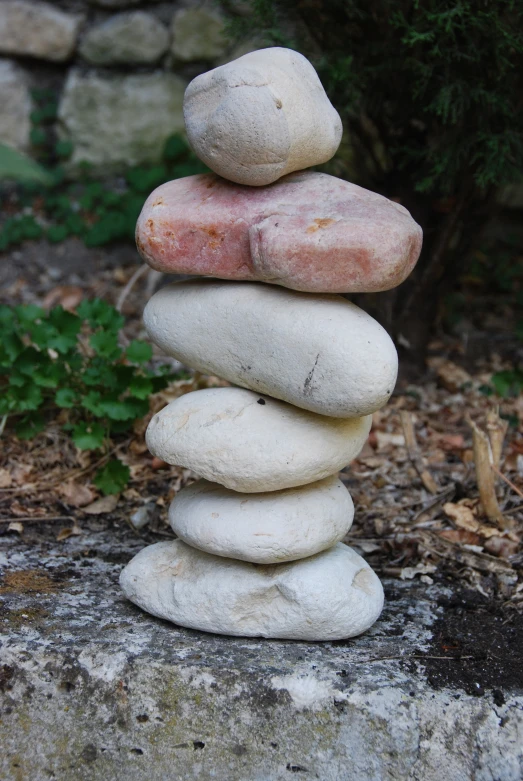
[1,530,522,780]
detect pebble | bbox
[144,280,398,417]
[183,47,342,186]
[120,540,384,640]
[169,476,353,563]
[136,171,422,294]
[146,387,372,492]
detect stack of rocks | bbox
[120,48,422,642]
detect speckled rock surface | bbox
[0,60,31,152]
[58,70,185,170]
[144,281,398,417]
[184,47,342,186]
[79,12,169,66]
[136,172,422,294]
[1,530,522,780]
[120,540,382,640]
[146,387,372,492]
[171,8,228,63]
[0,0,83,61]
[169,476,353,563]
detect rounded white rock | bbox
[144,281,398,418]
[169,476,354,563]
[119,540,384,640]
[146,387,371,492]
[183,47,342,186]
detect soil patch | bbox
[413,588,523,698]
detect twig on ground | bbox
[116,264,148,314]
[400,410,439,494]
[405,484,456,529]
[467,411,510,528]
[418,529,514,575]
[491,464,523,501]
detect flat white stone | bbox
[183,47,342,185]
[120,540,384,640]
[144,281,398,418]
[169,476,354,563]
[146,387,371,492]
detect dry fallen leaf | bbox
[56,523,83,541]
[427,358,472,392]
[43,285,84,312]
[82,494,119,515]
[400,562,437,580]
[483,534,520,558]
[0,468,12,488]
[58,482,96,508]
[443,500,501,538]
[10,462,34,485]
[7,521,24,534]
[443,501,478,531]
[151,457,168,470]
[440,529,482,546]
[375,432,405,450]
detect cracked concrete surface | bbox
[1,529,522,780]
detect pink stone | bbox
[136,171,422,294]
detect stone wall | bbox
[0,0,251,171]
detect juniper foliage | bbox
[233,0,523,196]
[230,0,523,357]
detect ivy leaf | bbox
[11,383,43,411]
[15,304,45,325]
[33,360,66,388]
[72,421,105,450]
[0,334,24,366]
[94,459,130,495]
[90,331,122,360]
[129,375,153,399]
[77,299,124,332]
[16,413,45,440]
[97,397,148,421]
[80,390,104,416]
[491,370,523,398]
[126,340,152,364]
[55,388,77,408]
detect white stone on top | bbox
[120,540,384,640]
[169,476,354,564]
[183,47,342,185]
[146,387,371,493]
[144,281,398,418]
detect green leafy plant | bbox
[0,300,181,494]
[490,370,523,398]
[0,134,207,252]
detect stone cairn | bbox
[120,48,422,641]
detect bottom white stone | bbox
[120,540,384,641]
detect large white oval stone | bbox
[184,47,342,186]
[120,540,384,640]
[146,387,371,492]
[144,281,398,418]
[169,476,353,563]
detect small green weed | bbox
[0,134,207,252]
[490,369,523,399]
[0,301,181,494]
